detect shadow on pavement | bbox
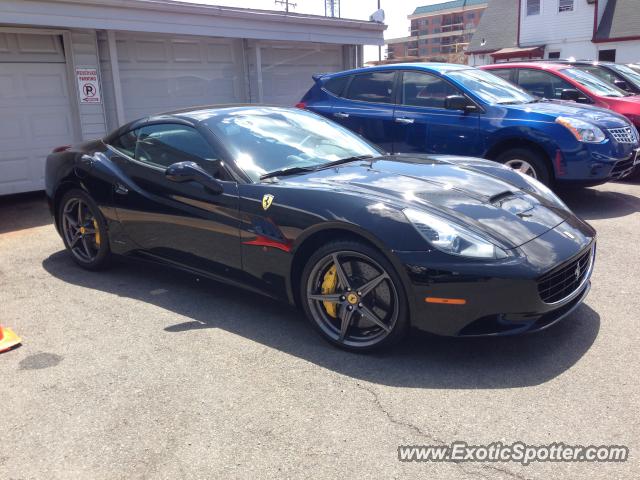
[0,192,51,234]
[43,250,600,390]
[558,186,640,221]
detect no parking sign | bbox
[75,67,102,104]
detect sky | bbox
[173,0,444,61]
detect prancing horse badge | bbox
[262,194,274,211]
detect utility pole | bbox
[274,0,296,12]
[378,0,382,61]
[325,0,341,18]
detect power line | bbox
[275,0,297,12]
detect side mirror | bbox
[165,161,223,195]
[560,88,582,102]
[444,95,477,112]
[614,79,630,92]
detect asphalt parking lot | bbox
[1,180,639,479]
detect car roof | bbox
[535,60,619,68]
[147,104,294,123]
[484,62,573,72]
[104,104,299,141]
[324,62,472,77]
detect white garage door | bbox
[252,42,344,105]
[115,33,245,122]
[0,33,75,195]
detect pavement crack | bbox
[355,381,447,444]
[355,382,532,480]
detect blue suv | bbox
[299,63,640,186]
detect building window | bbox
[558,0,574,12]
[548,51,561,59]
[526,0,540,16]
[598,49,616,62]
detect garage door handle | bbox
[333,112,350,118]
[395,117,414,124]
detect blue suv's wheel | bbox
[496,148,551,186]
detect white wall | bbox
[543,40,596,60]
[520,0,595,47]
[469,53,491,66]
[596,42,640,63]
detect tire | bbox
[58,189,111,270]
[496,148,552,186]
[300,240,409,352]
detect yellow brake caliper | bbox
[93,219,100,246]
[321,265,338,318]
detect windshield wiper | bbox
[260,166,316,180]
[259,155,374,180]
[315,155,374,170]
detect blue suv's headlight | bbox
[556,116,606,143]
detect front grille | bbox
[608,126,638,144]
[610,156,636,178]
[537,246,593,304]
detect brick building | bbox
[385,0,487,64]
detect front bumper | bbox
[395,226,596,337]
[557,141,639,184]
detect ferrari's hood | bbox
[277,156,570,249]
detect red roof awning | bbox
[490,46,544,60]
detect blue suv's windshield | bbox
[448,68,536,105]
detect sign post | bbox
[75,67,102,104]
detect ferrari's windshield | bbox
[202,107,382,181]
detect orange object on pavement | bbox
[0,325,21,352]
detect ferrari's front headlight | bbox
[404,208,507,259]
[556,116,606,143]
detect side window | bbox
[345,71,395,104]
[135,124,218,169]
[489,69,516,84]
[401,71,459,108]
[323,75,351,97]
[516,69,574,100]
[110,129,138,157]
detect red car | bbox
[482,62,640,129]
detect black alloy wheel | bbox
[59,189,111,270]
[302,241,408,351]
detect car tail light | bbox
[294,102,307,109]
[52,145,71,153]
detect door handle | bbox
[115,183,129,195]
[394,117,414,124]
[333,112,350,118]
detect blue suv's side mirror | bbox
[445,95,478,113]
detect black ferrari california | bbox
[46,106,595,351]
